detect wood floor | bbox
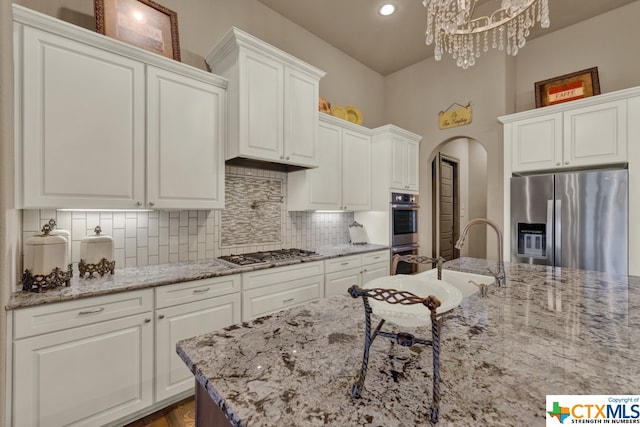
[123,397,195,427]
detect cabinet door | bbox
[305,121,343,209]
[237,49,284,161]
[362,262,390,285]
[284,68,319,167]
[325,267,362,297]
[13,313,153,427]
[390,136,407,190]
[19,26,145,209]
[242,275,323,321]
[146,66,226,209]
[342,129,371,211]
[406,139,420,192]
[563,100,628,168]
[155,293,241,402]
[510,113,562,172]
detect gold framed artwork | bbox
[534,67,600,108]
[94,0,181,61]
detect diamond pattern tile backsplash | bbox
[21,166,354,271]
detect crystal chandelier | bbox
[423,0,550,69]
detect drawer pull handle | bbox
[340,262,349,266]
[193,288,210,294]
[78,308,104,316]
[283,298,294,303]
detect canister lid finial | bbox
[40,224,51,235]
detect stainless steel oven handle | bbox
[391,204,420,209]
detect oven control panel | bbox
[391,192,418,204]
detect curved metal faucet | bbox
[454,218,506,287]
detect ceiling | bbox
[256,0,637,76]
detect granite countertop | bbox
[176,258,640,426]
[5,244,388,310]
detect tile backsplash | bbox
[22,166,354,270]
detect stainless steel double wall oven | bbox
[390,192,419,274]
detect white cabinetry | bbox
[288,113,371,211]
[369,125,422,210]
[206,27,325,168]
[154,276,241,402]
[505,99,627,173]
[324,250,390,297]
[13,5,226,209]
[12,290,153,427]
[145,66,226,209]
[241,261,324,321]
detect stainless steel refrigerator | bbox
[510,168,628,275]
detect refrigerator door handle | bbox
[546,200,554,265]
[554,199,562,267]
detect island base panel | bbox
[195,381,232,427]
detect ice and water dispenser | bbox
[516,223,546,258]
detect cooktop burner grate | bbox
[219,248,319,266]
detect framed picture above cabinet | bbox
[94,0,181,61]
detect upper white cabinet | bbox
[13,5,227,209]
[369,125,422,210]
[146,66,226,209]
[206,27,325,169]
[502,96,628,173]
[288,113,371,211]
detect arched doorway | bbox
[430,137,487,260]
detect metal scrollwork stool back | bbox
[348,254,446,424]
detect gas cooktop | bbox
[219,248,320,266]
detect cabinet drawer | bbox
[242,261,324,291]
[362,250,390,265]
[13,289,153,339]
[324,255,361,273]
[155,275,241,309]
[242,275,323,321]
[325,267,362,298]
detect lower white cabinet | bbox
[241,261,324,321]
[12,290,154,427]
[324,250,390,297]
[154,276,241,402]
[361,251,391,283]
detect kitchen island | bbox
[177,258,640,426]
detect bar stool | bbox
[348,254,446,423]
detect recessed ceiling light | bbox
[379,3,396,16]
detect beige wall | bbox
[515,1,640,112]
[383,48,509,261]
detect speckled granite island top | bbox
[176,258,640,426]
[6,244,388,310]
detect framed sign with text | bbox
[534,67,600,108]
[94,0,181,61]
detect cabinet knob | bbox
[564,161,569,165]
[280,155,285,159]
[158,314,165,319]
[285,156,290,160]
[148,202,155,207]
[556,162,561,166]
[144,318,151,323]
[136,201,143,206]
